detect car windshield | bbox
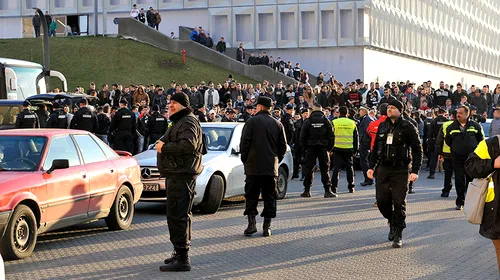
[0,136,46,171]
[202,127,233,151]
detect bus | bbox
[1,58,67,100]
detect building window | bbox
[258,13,273,41]
[339,9,353,39]
[54,0,64,8]
[301,11,314,40]
[82,0,92,6]
[110,0,121,5]
[213,15,228,42]
[280,12,295,40]
[0,0,7,10]
[321,10,334,39]
[235,14,252,42]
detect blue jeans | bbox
[96,134,108,145]
[136,134,144,155]
[49,30,56,37]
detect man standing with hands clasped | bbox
[367,99,422,248]
[156,92,204,272]
[240,96,287,237]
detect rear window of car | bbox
[89,134,119,159]
[73,134,107,164]
[202,127,233,151]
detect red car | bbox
[0,129,143,260]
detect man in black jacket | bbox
[236,45,245,62]
[292,108,309,179]
[216,37,226,53]
[147,105,168,145]
[237,105,253,122]
[110,100,136,153]
[368,99,422,248]
[240,96,287,237]
[95,106,110,144]
[358,106,374,186]
[32,12,41,37]
[247,53,257,65]
[157,93,204,272]
[427,107,448,179]
[47,102,68,129]
[445,105,484,210]
[146,7,155,27]
[300,104,335,198]
[70,99,98,133]
[282,104,295,144]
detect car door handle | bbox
[81,172,87,179]
[109,169,114,173]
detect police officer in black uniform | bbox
[46,102,68,128]
[237,105,254,122]
[70,99,98,133]
[193,105,208,122]
[300,103,335,198]
[281,104,295,144]
[15,101,39,129]
[358,106,374,186]
[147,105,168,145]
[427,107,448,179]
[292,108,309,179]
[368,99,423,248]
[110,100,136,153]
[95,106,111,144]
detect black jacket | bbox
[70,107,98,133]
[96,113,110,135]
[205,37,214,48]
[47,109,68,129]
[15,109,39,129]
[369,116,423,174]
[158,108,203,178]
[236,48,245,62]
[147,111,168,136]
[110,107,136,135]
[240,110,287,176]
[358,114,374,145]
[300,110,334,151]
[248,56,257,65]
[281,113,295,144]
[237,111,251,122]
[216,41,226,52]
[465,136,500,240]
[433,88,451,107]
[445,119,484,159]
[316,92,329,108]
[261,55,270,66]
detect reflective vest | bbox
[473,139,495,202]
[332,117,356,149]
[442,121,453,154]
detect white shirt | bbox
[130,9,139,18]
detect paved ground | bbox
[5,170,499,280]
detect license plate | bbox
[143,183,160,191]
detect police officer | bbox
[427,107,448,179]
[292,108,309,179]
[445,105,484,210]
[110,100,136,154]
[95,106,111,144]
[46,102,68,129]
[282,104,295,144]
[70,99,98,133]
[237,105,253,122]
[331,106,358,194]
[358,106,374,186]
[300,103,335,198]
[147,105,168,145]
[240,96,287,237]
[436,111,455,198]
[368,99,423,248]
[156,92,204,272]
[15,101,39,129]
[422,111,434,170]
[193,105,208,122]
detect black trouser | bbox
[375,165,409,230]
[113,130,134,153]
[34,26,40,37]
[149,133,162,146]
[244,175,277,218]
[428,150,438,175]
[331,150,354,192]
[303,147,331,191]
[442,156,454,193]
[166,177,196,250]
[453,157,472,206]
[292,145,300,177]
[359,142,371,183]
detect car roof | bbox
[0,58,42,68]
[26,93,98,101]
[0,100,23,105]
[201,123,243,128]
[0,129,90,137]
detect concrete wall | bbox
[118,18,296,85]
[0,18,23,39]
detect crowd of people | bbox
[130,4,162,31]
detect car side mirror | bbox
[47,159,69,174]
[231,147,240,155]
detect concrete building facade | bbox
[1,0,499,86]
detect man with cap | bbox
[300,103,335,198]
[367,99,423,248]
[147,105,168,146]
[331,106,359,194]
[110,99,136,153]
[427,107,449,179]
[358,105,374,186]
[193,105,208,123]
[15,101,39,129]
[292,108,309,179]
[157,92,204,272]
[240,96,287,237]
[282,103,295,144]
[70,99,98,133]
[237,105,253,122]
[46,102,68,129]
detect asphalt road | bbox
[5,170,499,279]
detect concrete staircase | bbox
[117,18,296,85]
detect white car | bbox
[134,123,294,214]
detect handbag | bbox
[464,135,500,224]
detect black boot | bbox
[388,223,395,241]
[324,187,338,198]
[408,186,415,194]
[244,215,257,236]
[427,173,435,179]
[392,229,403,248]
[164,250,179,264]
[348,185,355,193]
[160,249,191,272]
[300,188,312,197]
[263,218,272,237]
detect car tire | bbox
[198,175,224,214]
[0,205,37,260]
[277,166,288,200]
[105,186,134,231]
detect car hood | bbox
[134,150,226,167]
[0,172,33,185]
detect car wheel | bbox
[0,205,37,260]
[198,175,224,214]
[105,186,134,231]
[277,166,288,200]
